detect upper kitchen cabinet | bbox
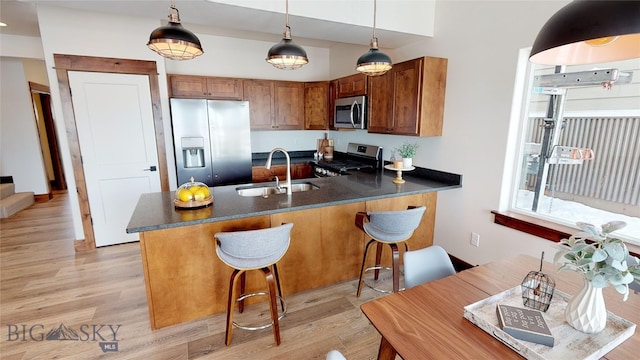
[168,75,243,100]
[367,56,447,136]
[243,80,304,130]
[274,82,305,130]
[334,73,368,98]
[304,81,330,130]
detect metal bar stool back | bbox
[215,222,293,346]
[356,206,426,296]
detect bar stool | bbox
[355,206,426,296]
[214,222,293,346]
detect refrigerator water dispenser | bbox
[181,137,205,168]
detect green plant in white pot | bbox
[395,142,419,168]
[554,221,640,333]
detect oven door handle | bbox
[350,101,358,128]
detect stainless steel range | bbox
[313,143,383,177]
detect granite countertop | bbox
[126,167,463,233]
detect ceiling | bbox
[0,0,429,48]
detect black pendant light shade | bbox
[356,38,393,76]
[148,1,203,61]
[357,0,392,76]
[267,26,309,70]
[266,0,308,70]
[530,0,640,65]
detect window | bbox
[506,50,640,244]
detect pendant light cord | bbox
[286,0,289,27]
[372,0,377,40]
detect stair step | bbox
[0,183,15,200]
[0,192,35,218]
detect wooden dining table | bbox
[360,254,640,360]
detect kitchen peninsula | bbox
[127,167,461,329]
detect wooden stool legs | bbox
[357,239,408,297]
[225,266,284,346]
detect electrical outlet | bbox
[471,232,480,247]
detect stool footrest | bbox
[362,266,405,294]
[232,292,287,331]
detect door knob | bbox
[144,166,157,172]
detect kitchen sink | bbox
[236,182,320,197]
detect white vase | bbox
[564,278,607,333]
[402,158,412,168]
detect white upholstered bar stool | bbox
[214,222,293,346]
[355,206,426,296]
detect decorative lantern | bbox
[521,252,555,312]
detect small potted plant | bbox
[395,142,419,168]
[554,221,640,333]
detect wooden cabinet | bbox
[304,81,330,130]
[367,56,447,136]
[168,75,243,100]
[335,73,368,98]
[252,163,314,183]
[271,202,366,294]
[274,81,305,130]
[138,192,436,328]
[292,163,313,179]
[252,164,288,183]
[243,80,304,130]
[243,79,274,129]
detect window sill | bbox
[491,210,639,257]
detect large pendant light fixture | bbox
[266,0,309,70]
[148,0,203,61]
[530,0,640,65]
[356,0,392,76]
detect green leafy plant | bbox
[554,221,640,301]
[395,142,419,159]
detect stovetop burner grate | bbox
[313,142,382,177]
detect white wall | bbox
[0,59,49,194]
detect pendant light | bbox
[266,0,309,70]
[529,0,640,65]
[356,0,392,76]
[148,0,203,61]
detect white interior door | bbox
[68,72,161,247]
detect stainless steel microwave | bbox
[334,95,366,129]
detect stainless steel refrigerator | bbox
[170,99,252,186]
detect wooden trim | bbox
[492,210,639,257]
[29,82,50,93]
[492,210,571,243]
[53,54,168,251]
[34,193,53,202]
[53,54,158,74]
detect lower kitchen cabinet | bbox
[252,164,287,183]
[252,163,314,183]
[292,163,313,179]
[138,192,437,329]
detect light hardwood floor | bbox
[1,192,393,359]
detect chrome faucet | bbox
[265,148,292,195]
[273,176,283,193]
